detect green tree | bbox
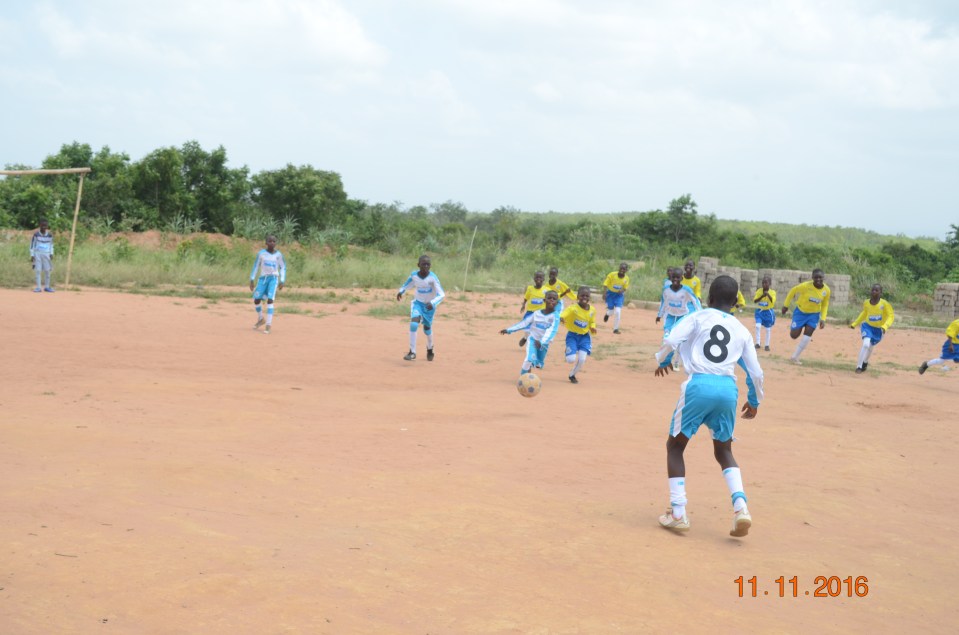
[180,141,251,232]
[251,164,348,232]
[131,147,188,228]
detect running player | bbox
[500,291,562,375]
[396,254,445,361]
[249,235,286,334]
[656,268,702,370]
[753,275,776,351]
[545,267,575,304]
[781,269,831,365]
[602,262,630,334]
[653,275,764,538]
[918,317,959,375]
[849,284,894,374]
[561,286,598,384]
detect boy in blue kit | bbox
[561,286,598,384]
[30,219,55,292]
[653,275,764,538]
[500,291,561,375]
[656,268,702,370]
[397,254,445,361]
[249,235,286,334]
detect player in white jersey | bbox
[249,235,286,334]
[396,254,445,361]
[500,291,562,375]
[656,269,703,370]
[30,218,55,292]
[653,275,764,538]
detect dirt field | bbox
[2,287,957,634]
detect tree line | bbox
[2,142,958,296]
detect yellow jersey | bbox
[946,318,959,344]
[523,285,547,313]
[561,303,596,335]
[736,291,746,308]
[850,299,894,331]
[682,275,702,299]
[753,288,777,310]
[603,272,630,294]
[784,280,831,319]
[545,278,574,301]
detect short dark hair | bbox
[39,218,48,224]
[709,275,739,306]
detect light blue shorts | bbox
[34,253,53,272]
[790,308,821,331]
[663,313,688,336]
[525,341,551,368]
[253,276,278,301]
[669,374,739,442]
[411,300,436,329]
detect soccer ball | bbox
[517,373,542,398]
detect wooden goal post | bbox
[0,167,92,286]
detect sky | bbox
[2,0,958,240]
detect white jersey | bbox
[398,271,445,307]
[656,308,764,403]
[505,309,562,345]
[658,285,701,317]
[250,249,286,282]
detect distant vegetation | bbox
[3,141,958,315]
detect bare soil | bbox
[2,288,957,634]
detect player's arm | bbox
[249,253,262,290]
[277,253,286,289]
[781,284,798,314]
[688,289,702,312]
[428,275,445,310]
[881,302,894,331]
[655,316,694,366]
[396,273,414,300]
[739,342,765,406]
[502,313,534,335]
[540,313,562,346]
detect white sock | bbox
[764,327,772,347]
[857,339,870,368]
[409,329,417,353]
[669,477,687,518]
[426,332,434,349]
[266,304,275,325]
[927,358,946,367]
[755,324,761,342]
[255,304,263,318]
[723,467,748,512]
[793,334,811,358]
[613,307,622,329]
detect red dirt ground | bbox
[2,287,957,634]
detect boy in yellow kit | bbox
[602,262,630,334]
[849,283,894,374]
[781,269,831,365]
[561,286,598,384]
[919,318,959,375]
[753,275,776,351]
[545,267,574,304]
[518,271,548,348]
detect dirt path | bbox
[2,288,957,633]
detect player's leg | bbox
[790,315,816,363]
[612,300,622,332]
[264,299,274,333]
[660,433,691,530]
[856,336,871,372]
[405,315,420,360]
[921,340,957,373]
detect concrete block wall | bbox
[696,259,850,308]
[934,283,959,318]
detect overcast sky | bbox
[2,1,957,239]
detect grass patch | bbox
[364,303,411,319]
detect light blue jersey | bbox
[398,271,445,308]
[504,309,562,346]
[250,249,286,283]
